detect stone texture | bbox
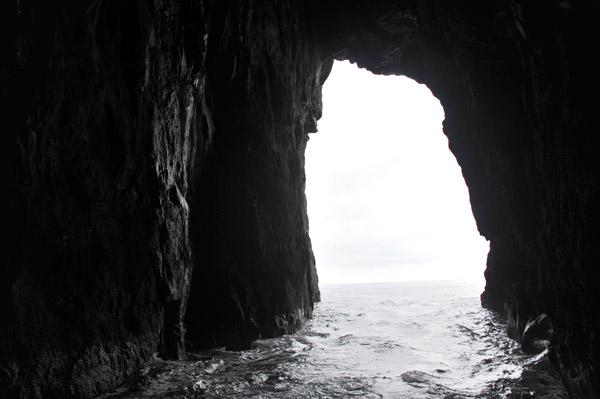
[2,0,600,398]
[306,1,599,397]
[3,1,321,397]
[184,0,324,350]
[3,1,208,396]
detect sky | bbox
[305,60,490,286]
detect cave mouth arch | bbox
[3,0,598,397]
[306,60,490,286]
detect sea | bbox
[97,280,568,398]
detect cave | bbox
[3,0,599,398]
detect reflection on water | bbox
[97,280,567,399]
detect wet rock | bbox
[507,353,569,399]
[522,314,553,355]
[183,1,324,351]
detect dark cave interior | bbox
[3,0,600,398]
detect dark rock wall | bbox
[3,0,321,397]
[3,1,207,397]
[3,0,599,398]
[307,0,599,397]
[184,0,323,350]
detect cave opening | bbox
[306,60,490,286]
[284,61,551,397]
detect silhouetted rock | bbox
[521,313,552,355]
[3,2,321,397]
[3,0,599,398]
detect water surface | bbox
[98,280,567,398]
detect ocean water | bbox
[98,280,567,398]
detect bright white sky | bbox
[305,60,489,286]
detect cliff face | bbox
[3,1,322,397]
[2,0,599,398]
[307,1,599,397]
[184,1,324,350]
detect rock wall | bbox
[3,1,321,397]
[306,0,599,397]
[3,1,207,396]
[184,0,324,350]
[3,0,599,398]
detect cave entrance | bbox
[305,60,489,286]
